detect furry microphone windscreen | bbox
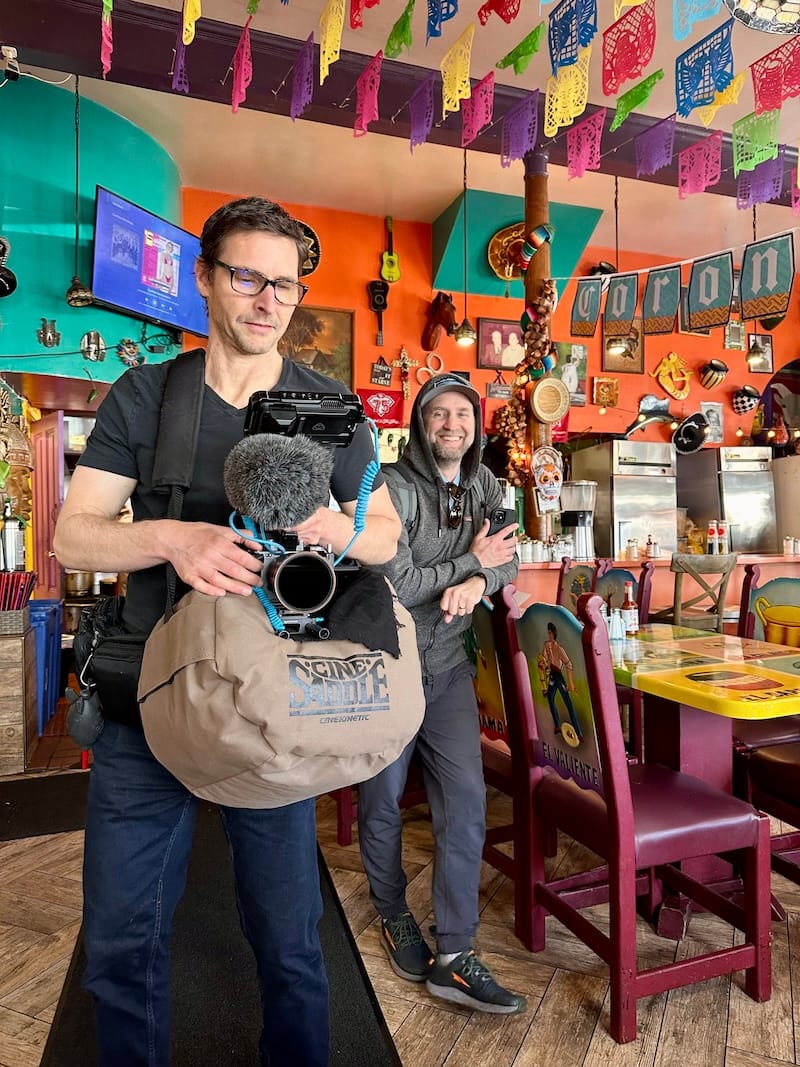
[224,433,335,529]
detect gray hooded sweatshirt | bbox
[377,374,519,681]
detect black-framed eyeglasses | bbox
[213,260,308,306]
[446,483,463,529]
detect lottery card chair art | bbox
[501,589,771,1044]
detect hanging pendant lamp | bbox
[453,150,476,347]
[65,74,93,308]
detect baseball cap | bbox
[419,374,480,408]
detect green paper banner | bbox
[687,251,734,331]
[604,274,639,337]
[570,277,603,337]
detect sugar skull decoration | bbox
[531,445,564,514]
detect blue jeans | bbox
[82,720,329,1066]
[357,662,486,953]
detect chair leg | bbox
[744,817,772,1003]
[333,786,356,846]
[530,815,550,951]
[608,863,640,1044]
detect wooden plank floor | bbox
[1,776,798,1067]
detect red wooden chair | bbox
[502,591,772,1045]
[555,556,604,616]
[734,563,800,753]
[742,742,800,888]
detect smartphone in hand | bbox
[487,507,518,539]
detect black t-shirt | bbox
[78,355,383,633]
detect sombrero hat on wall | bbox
[487,222,526,282]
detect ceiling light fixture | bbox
[453,150,476,347]
[65,74,93,308]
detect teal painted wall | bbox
[0,76,180,381]
[432,190,602,299]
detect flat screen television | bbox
[91,186,209,337]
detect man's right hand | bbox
[468,518,519,570]
[167,522,264,597]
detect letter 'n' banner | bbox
[739,233,795,322]
[687,251,734,331]
[642,265,680,334]
[570,277,603,336]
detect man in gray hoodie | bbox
[358,373,525,1014]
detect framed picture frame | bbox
[700,401,723,443]
[277,305,353,386]
[678,287,712,336]
[601,317,644,373]
[592,376,619,407]
[552,341,587,406]
[724,318,745,350]
[747,333,774,374]
[477,318,525,369]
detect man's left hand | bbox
[440,574,487,624]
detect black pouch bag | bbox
[73,595,147,725]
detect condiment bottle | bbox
[717,520,730,555]
[706,520,718,555]
[621,580,639,636]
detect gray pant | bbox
[358,662,487,954]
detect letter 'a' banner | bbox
[687,251,734,331]
[642,265,680,334]
[739,233,795,322]
[570,277,603,336]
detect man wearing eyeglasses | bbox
[54,196,400,1066]
[358,373,525,1015]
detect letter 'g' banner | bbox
[739,233,795,321]
[570,277,603,336]
[642,265,680,334]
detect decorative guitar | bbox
[380,217,400,284]
[367,279,389,346]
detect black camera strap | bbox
[151,348,206,616]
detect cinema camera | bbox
[240,390,367,639]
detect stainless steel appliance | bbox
[570,441,678,559]
[676,446,777,553]
[559,481,597,561]
[772,455,800,544]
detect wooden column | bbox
[523,148,553,542]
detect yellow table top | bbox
[612,624,800,720]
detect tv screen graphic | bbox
[91,187,209,337]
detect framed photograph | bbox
[700,401,723,443]
[552,341,587,406]
[592,377,619,408]
[601,317,644,373]
[477,318,525,369]
[724,318,745,350]
[747,333,774,374]
[278,305,353,386]
[678,287,712,336]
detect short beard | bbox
[431,440,468,466]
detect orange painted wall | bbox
[182,188,800,446]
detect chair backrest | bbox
[738,567,800,647]
[669,552,738,630]
[471,598,510,745]
[512,597,628,798]
[555,556,599,615]
[593,561,655,622]
[487,587,542,775]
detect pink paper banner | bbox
[355,51,383,136]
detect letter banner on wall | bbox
[739,233,795,322]
[570,277,603,336]
[687,251,734,331]
[642,265,681,334]
[604,274,639,337]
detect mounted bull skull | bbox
[421,292,456,351]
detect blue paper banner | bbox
[642,265,681,334]
[604,274,639,336]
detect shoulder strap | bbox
[383,463,417,531]
[150,349,206,615]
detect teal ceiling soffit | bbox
[432,190,603,300]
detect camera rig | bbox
[242,390,366,638]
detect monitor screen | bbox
[91,187,209,337]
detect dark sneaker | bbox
[426,949,527,1014]
[381,912,435,982]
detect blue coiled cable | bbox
[333,417,380,566]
